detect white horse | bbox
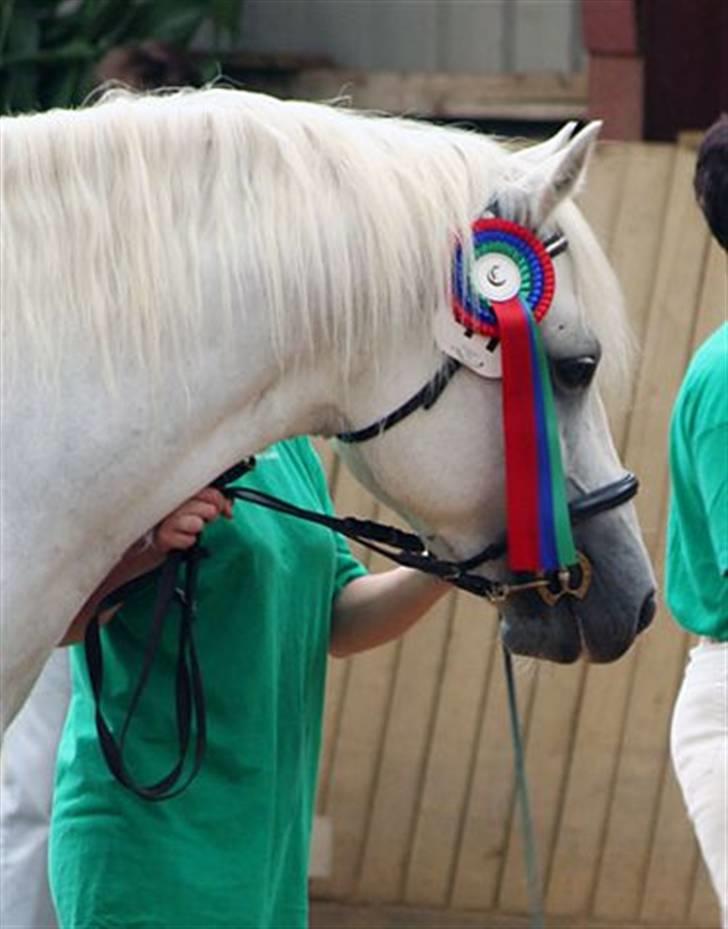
[1,88,655,732]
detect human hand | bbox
[59,488,234,646]
[153,488,234,553]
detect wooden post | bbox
[581,0,643,140]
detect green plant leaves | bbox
[1,0,243,114]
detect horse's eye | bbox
[553,355,598,391]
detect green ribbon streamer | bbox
[532,322,578,567]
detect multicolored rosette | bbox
[452,218,555,337]
[452,217,577,575]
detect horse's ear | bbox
[510,121,579,166]
[499,120,602,229]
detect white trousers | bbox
[0,651,70,929]
[671,640,728,929]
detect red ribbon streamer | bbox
[491,296,541,571]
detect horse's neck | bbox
[56,340,336,562]
[0,287,340,717]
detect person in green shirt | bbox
[668,115,728,928]
[2,438,449,929]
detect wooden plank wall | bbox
[233,0,584,74]
[312,139,725,929]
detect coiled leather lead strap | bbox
[84,545,207,801]
[84,458,255,801]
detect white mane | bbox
[0,87,629,391]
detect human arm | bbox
[60,488,233,645]
[329,567,450,657]
[292,439,450,656]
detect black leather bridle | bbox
[331,354,638,603]
[85,227,639,801]
[327,225,639,602]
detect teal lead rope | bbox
[502,643,545,929]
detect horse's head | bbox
[334,122,656,664]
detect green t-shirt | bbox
[50,438,365,929]
[666,323,728,639]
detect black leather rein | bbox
[225,470,639,599]
[84,452,637,801]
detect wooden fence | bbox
[310,138,725,929]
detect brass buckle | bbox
[537,551,592,606]
[489,552,593,606]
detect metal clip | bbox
[537,551,592,606]
[487,552,593,607]
[489,576,552,604]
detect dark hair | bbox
[694,115,728,251]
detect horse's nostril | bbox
[638,591,657,632]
